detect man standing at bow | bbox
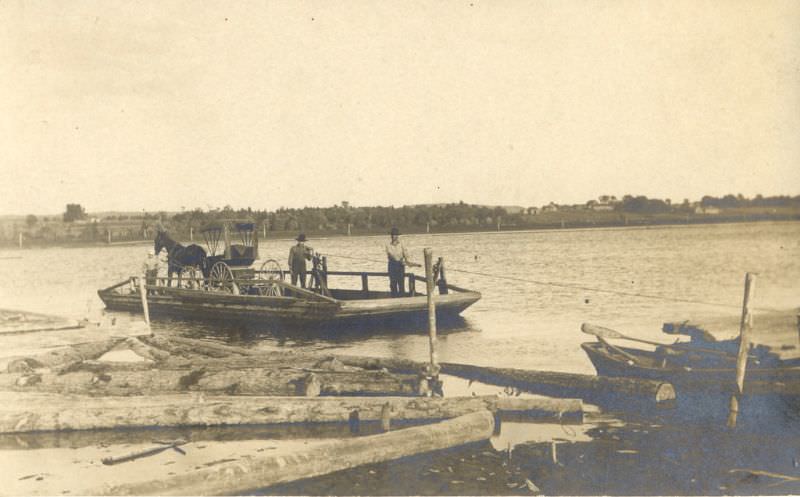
[288,233,313,288]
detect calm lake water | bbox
[1,221,799,495]
[1,221,799,375]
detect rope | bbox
[321,252,785,314]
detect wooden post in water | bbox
[107,229,112,244]
[347,223,351,236]
[18,232,22,249]
[424,249,440,391]
[138,276,151,328]
[727,272,756,429]
[189,227,193,242]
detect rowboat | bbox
[97,268,481,329]
[581,339,800,395]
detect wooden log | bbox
[4,337,125,373]
[333,354,427,374]
[440,362,676,405]
[89,410,496,496]
[0,368,424,397]
[333,355,675,405]
[141,335,258,358]
[0,392,580,433]
[116,336,171,362]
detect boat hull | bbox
[581,341,800,395]
[98,284,480,329]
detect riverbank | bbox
[3,215,799,249]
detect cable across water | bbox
[321,252,784,314]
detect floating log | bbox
[439,362,676,405]
[0,367,424,397]
[334,355,676,405]
[0,392,580,433]
[4,337,125,373]
[90,411,496,496]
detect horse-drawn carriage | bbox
[154,220,287,296]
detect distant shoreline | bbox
[3,216,798,250]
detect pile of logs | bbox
[0,332,674,495]
[0,334,586,433]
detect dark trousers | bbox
[291,270,306,288]
[388,260,405,297]
[145,269,158,295]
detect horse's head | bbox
[154,230,168,255]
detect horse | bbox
[154,230,207,287]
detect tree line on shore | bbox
[4,194,800,246]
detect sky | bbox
[1,0,798,215]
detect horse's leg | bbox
[167,268,173,288]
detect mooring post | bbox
[424,248,440,392]
[137,276,151,328]
[727,272,756,429]
[189,227,193,242]
[107,229,112,244]
[18,232,22,249]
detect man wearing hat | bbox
[386,227,419,297]
[288,233,313,288]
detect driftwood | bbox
[0,367,425,397]
[0,392,579,433]
[334,355,676,405]
[89,410,496,496]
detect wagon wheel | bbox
[182,266,201,289]
[208,261,238,294]
[256,259,284,296]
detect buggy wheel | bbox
[182,266,201,289]
[209,262,238,294]
[257,259,284,296]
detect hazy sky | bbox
[1,0,798,215]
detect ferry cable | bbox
[321,252,785,314]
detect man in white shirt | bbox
[385,227,419,297]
